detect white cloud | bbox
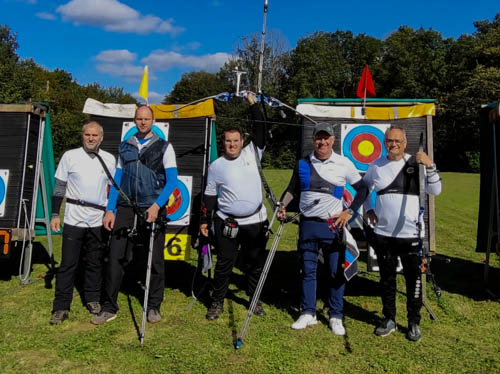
[142,50,231,73]
[36,12,56,20]
[95,49,156,82]
[171,42,201,52]
[96,49,137,64]
[56,0,184,35]
[132,91,165,105]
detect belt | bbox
[66,198,106,212]
[219,203,263,219]
[301,216,328,223]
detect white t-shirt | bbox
[56,147,116,227]
[363,153,442,238]
[300,152,362,220]
[205,143,267,225]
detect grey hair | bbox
[82,121,103,136]
[385,125,407,142]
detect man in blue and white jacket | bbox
[92,105,178,325]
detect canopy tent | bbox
[83,98,217,261]
[476,100,500,290]
[0,103,55,283]
[296,98,437,271]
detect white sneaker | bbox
[291,314,318,330]
[329,317,346,336]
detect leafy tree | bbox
[163,71,231,104]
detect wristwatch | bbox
[346,208,355,216]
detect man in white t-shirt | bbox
[279,123,369,336]
[363,126,441,342]
[200,93,269,320]
[49,121,116,325]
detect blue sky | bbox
[1,0,499,104]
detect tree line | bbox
[2,13,500,171]
[165,14,500,172]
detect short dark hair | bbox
[223,127,244,139]
[135,105,155,120]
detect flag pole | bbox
[257,0,268,94]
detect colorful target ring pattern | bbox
[166,176,192,225]
[0,170,9,217]
[342,124,389,172]
[121,122,169,141]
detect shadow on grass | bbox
[0,241,56,287]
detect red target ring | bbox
[350,133,382,164]
[167,188,182,215]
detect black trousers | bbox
[101,206,166,314]
[372,233,423,324]
[52,224,106,312]
[211,217,268,304]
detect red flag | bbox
[356,65,376,99]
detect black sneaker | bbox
[86,301,101,315]
[253,301,266,316]
[50,310,69,325]
[374,318,396,336]
[206,302,224,320]
[406,323,422,342]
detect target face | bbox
[341,124,390,172]
[0,170,9,217]
[166,176,192,226]
[121,121,169,141]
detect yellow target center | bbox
[358,140,374,156]
[167,194,175,207]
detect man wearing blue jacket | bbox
[91,105,178,325]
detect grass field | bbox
[0,172,499,374]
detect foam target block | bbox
[341,124,390,172]
[121,122,170,141]
[166,176,192,226]
[0,170,9,217]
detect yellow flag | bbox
[138,65,148,104]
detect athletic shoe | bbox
[90,311,117,325]
[329,317,346,336]
[147,308,162,323]
[86,301,101,315]
[406,323,422,342]
[253,301,266,316]
[291,314,318,330]
[49,310,69,325]
[374,318,397,336]
[206,302,224,321]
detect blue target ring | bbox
[0,175,5,205]
[343,125,387,172]
[166,179,190,222]
[123,125,167,141]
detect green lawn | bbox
[0,172,499,374]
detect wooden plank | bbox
[0,104,47,117]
